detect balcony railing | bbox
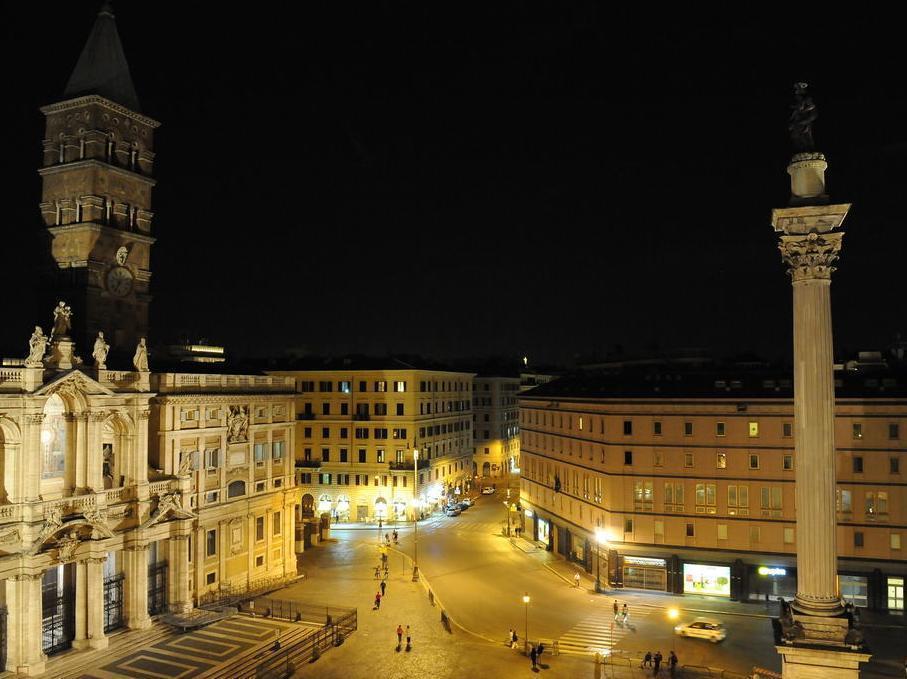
[388,459,430,471]
[296,460,323,469]
[296,413,316,420]
[353,413,370,421]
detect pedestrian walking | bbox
[393,529,399,543]
[574,571,581,588]
[374,565,381,580]
[653,651,663,675]
[613,600,619,616]
[374,592,382,610]
[380,580,387,596]
[537,642,545,664]
[385,532,390,544]
[530,645,538,669]
[622,603,628,618]
[510,628,518,649]
[669,651,678,676]
[396,624,403,646]
[642,651,653,668]
[406,625,412,651]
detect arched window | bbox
[41,394,66,479]
[227,480,246,498]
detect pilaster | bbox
[122,544,151,629]
[4,573,46,675]
[168,534,192,615]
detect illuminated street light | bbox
[668,607,679,651]
[523,593,530,655]
[412,449,420,581]
[594,527,609,593]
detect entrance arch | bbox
[482,461,491,477]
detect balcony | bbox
[296,460,323,469]
[388,459,430,471]
[353,413,370,421]
[296,413,316,420]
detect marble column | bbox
[772,152,870,676]
[4,573,46,675]
[85,557,109,649]
[123,544,152,629]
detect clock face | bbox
[106,266,134,296]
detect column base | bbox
[777,644,870,679]
[72,636,108,651]
[168,602,193,616]
[14,661,47,676]
[128,616,154,630]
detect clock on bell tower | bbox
[38,2,158,352]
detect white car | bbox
[444,505,461,517]
[674,617,727,642]
[481,487,495,495]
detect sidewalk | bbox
[536,544,906,628]
[285,533,595,679]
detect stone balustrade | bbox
[154,372,295,394]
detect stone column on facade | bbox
[72,560,89,647]
[85,557,109,648]
[4,573,46,675]
[772,151,870,677]
[74,413,89,494]
[16,414,45,503]
[168,534,192,615]
[123,544,152,629]
[87,411,107,491]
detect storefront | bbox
[622,556,668,591]
[748,565,797,601]
[839,574,869,608]
[536,517,551,544]
[683,563,731,597]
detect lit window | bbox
[853,423,863,440]
[748,421,759,437]
[784,527,795,544]
[394,381,406,392]
[892,534,902,550]
[836,489,852,513]
[716,452,727,469]
[684,452,694,468]
[717,524,728,540]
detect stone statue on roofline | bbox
[92,332,110,369]
[51,301,73,339]
[789,82,818,153]
[133,337,149,372]
[26,326,48,367]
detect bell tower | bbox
[38,1,159,352]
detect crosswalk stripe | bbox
[557,607,651,656]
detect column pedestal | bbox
[778,644,870,679]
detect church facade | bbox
[0,6,300,674]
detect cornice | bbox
[38,158,158,187]
[47,222,156,246]
[40,95,161,129]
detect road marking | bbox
[558,607,652,656]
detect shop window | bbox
[716,452,727,469]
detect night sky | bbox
[3,3,906,365]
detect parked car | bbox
[481,487,495,495]
[444,505,461,517]
[673,617,727,642]
[455,501,469,511]
[459,497,474,507]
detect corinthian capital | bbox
[779,231,844,282]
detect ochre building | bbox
[519,370,906,612]
[473,375,521,478]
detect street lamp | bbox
[412,449,419,582]
[667,607,679,652]
[594,527,608,593]
[522,593,530,655]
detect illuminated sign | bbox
[524,509,534,517]
[624,557,666,567]
[758,567,787,577]
[683,563,731,597]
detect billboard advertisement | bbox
[683,563,731,597]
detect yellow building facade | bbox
[519,372,906,612]
[473,376,521,478]
[269,365,474,524]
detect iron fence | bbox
[253,609,357,678]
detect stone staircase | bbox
[197,617,319,679]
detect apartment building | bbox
[473,375,521,477]
[268,360,474,523]
[519,370,906,612]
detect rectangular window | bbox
[633,481,654,511]
[254,443,267,465]
[653,450,664,467]
[623,450,633,465]
[319,381,332,392]
[853,423,863,440]
[695,483,716,513]
[653,421,662,436]
[359,381,367,392]
[340,449,348,463]
[783,454,793,471]
[322,426,330,438]
[684,422,693,436]
[206,529,217,557]
[655,520,665,537]
[717,524,728,540]
[716,422,726,437]
[854,531,864,547]
[375,381,387,392]
[256,516,264,541]
[377,450,385,463]
[889,423,900,440]
[837,489,852,513]
[322,448,330,462]
[392,428,407,440]
[358,449,366,463]
[205,448,220,470]
[322,403,330,416]
[853,456,864,473]
[623,420,632,436]
[716,452,727,469]
[273,511,281,536]
[272,441,285,460]
[396,403,404,416]
[727,485,749,515]
[784,527,795,544]
[750,526,761,543]
[623,518,633,534]
[761,486,783,514]
[749,454,760,470]
[206,571,216,585]
[891,457,900,474]
[783,422,792,438]
[684,452,694,468]
[339,427,348,439]
[685,522,695,537]
[304,427,312,439]
[748,421,759,437]
[319,473,332,484]
[892,534,902,550]
[394,381,406,392]
[664,482,685,511]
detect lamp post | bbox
[522,593,530,655]
[667,607,679,652]
[412,449,419,582]
[594,528,608,593]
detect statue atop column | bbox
[25,326,48,367]
[51,301,73,339]
[92,332,110,369]
[788,82,818,153]
[132,337,149,372]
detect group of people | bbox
[641,650,678,675]
[613,600,631,626]
[395,624,412,651]
[384,530,399,545]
